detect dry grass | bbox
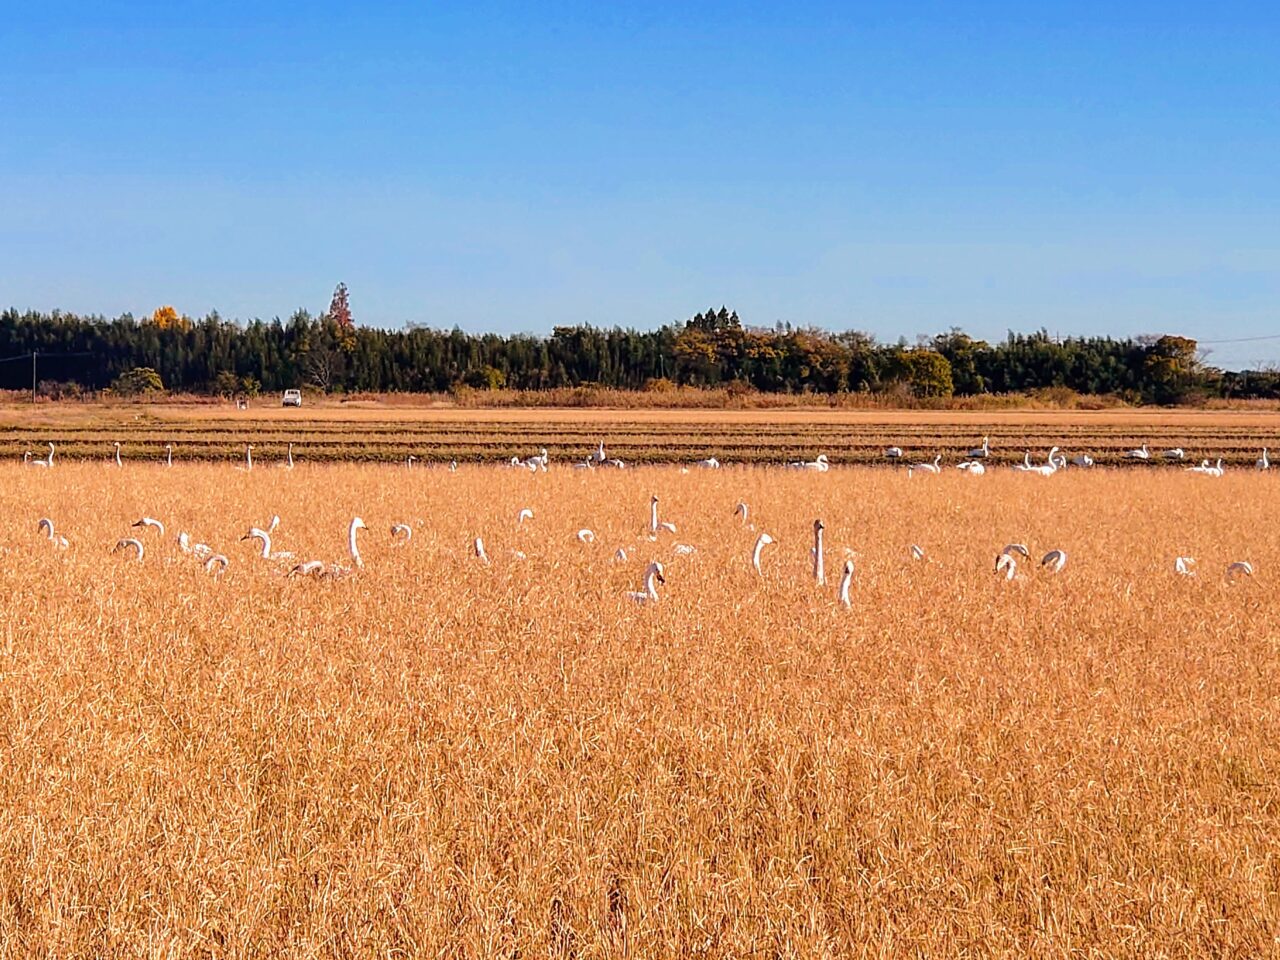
[3,462,1278,955]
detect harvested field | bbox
[5,403,1280,466]
[1,460,1278,955]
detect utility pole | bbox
[31,350,36,404]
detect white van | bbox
[282,389,302,407]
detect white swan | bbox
[132,517,165,536]
[648,495,676,536]
[406,455,417,469]
[605,458,626,469]
[204,554,229,575]
[177,532,213,560]
[1190,458,1225,477]
[695,456,720,469]
[911,455,942,475]
[1257,448,1270,471]
[1126,443,1150,460]
[573,459,595,470]
[289,518,367,576]
[390,523,412,544]
[812,519,825,585]
[910,544,925,561]
[1012,451,1034,472]
[614,547,629,562]
[885,446,903,459]
[790,454,830,471]
[994,553,1016,580]
[838,559,854,607]
[751,532,774,575]
[240,528,294,562]
[1001,543,1030,559]
[517,508,534,525]
[32,442,55,468]
[1163,448,1185,461]
[1070,454,1094,467]
[285,442,295,469]
[520,448,549,472]
[346,517,367,568]
[37,518,68,549]
[1041,549,1067,574]
[626,561,665,605]
[577,528,595,543]
[113,441,122,467]
[734,502,749,524]
[244,444,253,471]
[1226,561,1254,582]
[288,560,327,577]
[474,537,489,564]
[956,460,985,475]
[165,443,173,467]
[449,460,458,472]
[591,440,607,465]
[113,537,144,561]
[1027,447,1060,477]
[968,436,990,458]
[1175,557,1196,577]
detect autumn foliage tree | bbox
[150,305,189,331]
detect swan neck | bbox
[349,522,362,565]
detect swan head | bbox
[647,561,666,584]
[350,517,367,533]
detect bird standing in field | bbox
[838,559,854,607]
[37,518,68,549]
[627,561,665,605]
[113,538,144,561]
[812,520,825,585]
[1041,549,1068,574]
[751,532,774,576]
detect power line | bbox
[1198,333,1280,345]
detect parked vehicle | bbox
[282,389,302,407]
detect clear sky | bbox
[2,2,1277,368]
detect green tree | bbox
[889,349,954,398]
[1142,335,1204,404]
[111,367,164,396]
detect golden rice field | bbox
[3,459,1279,956]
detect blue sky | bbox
[2,2,1278,368]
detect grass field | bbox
[2,459,1278,955]
[6,401,1280,466]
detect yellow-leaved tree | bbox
[150,305,189,330]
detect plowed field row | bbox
[4,406,1280,465]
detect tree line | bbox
[0,303,1273,403]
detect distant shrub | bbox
[111,367,164,397]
